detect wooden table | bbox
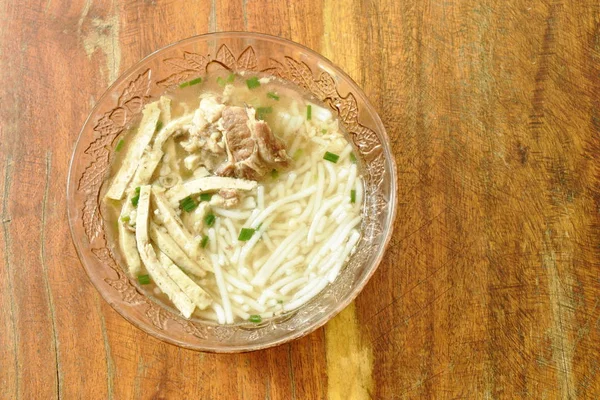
[1,0,599,398]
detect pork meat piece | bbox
[216,106,290,180]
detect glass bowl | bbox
[67,32,397,352]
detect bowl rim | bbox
[67,31,398,352]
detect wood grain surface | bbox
[1,0,599,398]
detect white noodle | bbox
[339,143,353,162]
[250,187,317,229]
[283,278,329,312]
[213,207,253,220]
[327,230,361,282]
[307,195,343,246]
[345,164,357,195]
[270,255,304,281]
[280,277,308,295]
[257,185,265,210]
[251,228,308,286]
[324,162,337,195]
[208,228,217,253]
[213,303,226,324]
[262,233,276,252]
[211,254,233,324]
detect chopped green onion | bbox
[246,76,260,89]
[256,106,273,120]
[226,73,235,83]
[204,213,215,227]
[323,151,340,163]
[199,193,212,202]
[156,120,163,132]
[120,215,130,223]
[131,187,141,207]
[267,91,280,101]
[306,104,312,120]
[217,76,226,86]
[321,128,327,134]
[349,152,357,163]
[201,235,209,248]
[271,169,279,179]
[137,274,151,285]
[293,149,304,161]
[179,196,198,212]
[180,77,202,88]
[277,299,283,304]
[238,228,255,241]
[115,139,125,152]
[249,314,262,323]
[350,189,356,203]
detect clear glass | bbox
[67,32,397,352]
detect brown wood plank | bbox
[1,0,599,398]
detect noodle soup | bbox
[102,71,363,324]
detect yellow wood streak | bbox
[322,2,372,397]
[325,302,373,400]
[543,230,575,398]
[79,0,121,85]
[321,0,364,85]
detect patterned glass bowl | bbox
[67,32,397,352]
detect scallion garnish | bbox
[115,139,125,152]
[323,151,339,163]
[306,104,312,120]
[246,76,260,89]
[178,77,202,88]
[249,314,262,323]
[238,228,255,241]
[138,274,151,285]
[199,193,212,202]
[156,120,163,132]
[120,215,130,223]
[350,189,356,203]
[349,152,357,163]
[179,196,198,212]
[256,106,273,120]
[217,76,225,86]
[226,73,235,83]
[131,187,141,207]
[293,149,304,161]
[271,169,279,179]
[277,299,283,304]
[204,213,215,227]
[267,91,280,101]
[201,235,209,248]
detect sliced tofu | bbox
[118,197,142,275]
[130,114,195,187]
[158,96,172,124]
[156,250,212,310]
[166,176,258,204]
[105,102,161,200]
[135,185,195,318]
[154,114,194,149]
[151,187,202,261]
[149,222,209,276]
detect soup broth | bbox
[102,71,363,324]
